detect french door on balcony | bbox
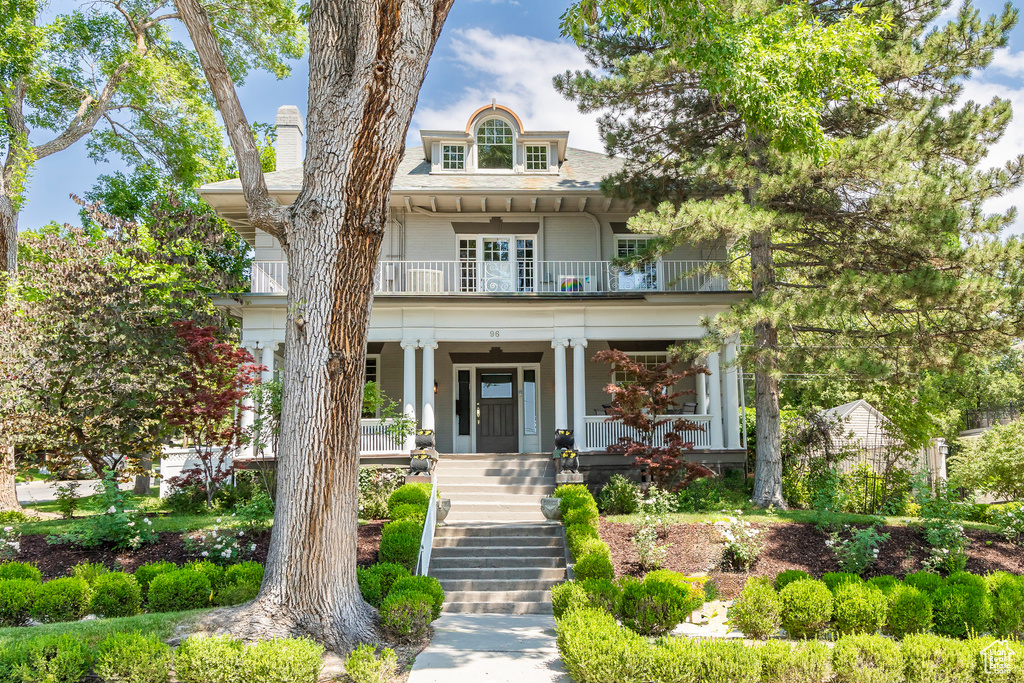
[458,236,536,293]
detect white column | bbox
[571,339,588,451]
[420,341,437,432]
[696,361,708,415]
[239,343,258,458]
[723,337,741,449]
[707,351,724,449]
[552,339,569,431]
[260,344,275,384]
[401,341,418,451]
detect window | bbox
[442,144,465,170]
[516,238,535,292]
[480,373,514,399]
[615,237,658,290]
[525,145,548,171]
[363,355,380,417]
[456,370,471,436]
[476,119,514,169]
[458,238,477,292]
[612,352,669,387]
[523,369,537,435]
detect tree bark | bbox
[0,193,15,275]
[133,455,152,496]
[750,225,786,508]
[179,0,452,651]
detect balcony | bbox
[251,260,728,295]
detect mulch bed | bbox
[600,518,1024,599]
[19,521,386,580]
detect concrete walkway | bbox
[408,613,568,683]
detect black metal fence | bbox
[965,404,1022,431]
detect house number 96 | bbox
[489,330,500,338]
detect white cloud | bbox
[989,48,1024,79]
[412,28,603,151]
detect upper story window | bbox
[442,144,465,170]
[525,145,548,171]
[613,352,670,387]
[477,119,514,169]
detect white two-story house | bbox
[200,103,749,468]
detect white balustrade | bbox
[359,419,407,455]
[252,260,726,296]
[584,414,714,451]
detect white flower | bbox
[250,543,257,551]
[217,518,222,523]
[127,522,135,527]
[222,549,232,558]
[201,551,209,557]
[144,518,152,525]
[2,527,11,533]
[107,506,116,514]
[238,531,244,537]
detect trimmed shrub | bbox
[359,563,411,608]
[0,633,92,683]
[357,568,384,608]
[697,639,761,683]
[563,498,600,528]
[822,572,863,592]
[780,579,833,639]
[649,637,699,683]
[389,503,426,522]
[575,536,612,562]
[555,607,652,683]
[224,561,265,587]
[391,576,444,620]
[867,576,901,595]
[580,578,621,615]
[344,644,397,683]
[147,569,212,613]
[0,579,38,626]
[214,581,259,607]
[94,632,172,683]
[70,561,109,585]
[133,560,176,598]
[903,571,944,594]
[597,475,640,515]
[832,582,887,635]
[185,560,225,590]
[759,640,832,683]
[386,483,431,519]
[775,570,811,591]
[565,523,599,553]
[832,633,903,683]
[553,484,592,508]
[30,576,90,623]
[241,637,324,683]
[932,583,992,638]
[0,561,41,583]
[729,577,782,640]
[378,520,423,571]
[174,635,243,683]
[552,581,589,619]
[947,571,986,592]
[618,574,698,636]
[884,585,933,639]
[380,591,432,642]
[573,550,614,582]
[89,571,142,618]
[985,571,1024,637]
[902,633,975,683]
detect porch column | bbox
[571,339,588,451]
[696,359,708,414]
[401,341,418,451]
[420,341,437,432]
[707,351,724,449]
[239,342,258,458]
[723,337,741,449]
[552,339,569,431]
[260,344,275,384]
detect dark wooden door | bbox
[476,369,518,453]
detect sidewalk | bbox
[407,613,568,683]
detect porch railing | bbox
[415,471,438,577]
[359,419,406,455]
[252,260,728,295]
[584,414,713,451]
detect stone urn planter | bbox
[541,497,562,521]
[436,498,452,523]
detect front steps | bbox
[431,523,565,614]
[429,455,564,615]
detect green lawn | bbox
[0,609,207,646]
[603,508,1000,531]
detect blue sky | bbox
[19,0,1024,233]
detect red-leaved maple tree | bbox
[594,348,711,490]
[162,321,262,507]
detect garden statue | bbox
[409,448,436,474]
[415,428,436,449]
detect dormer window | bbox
[525,145,548,171]
[477,119,514,169]
[442,144,465,170]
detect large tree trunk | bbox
[750,226,786,508]
[179,0,452,651]
[0,193,23,511]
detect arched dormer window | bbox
[476,119,514,170]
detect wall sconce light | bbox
[434,381,438,394]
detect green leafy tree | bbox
[951,420,1024,501]
[558,0,1024,507]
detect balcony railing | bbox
[585,414,713,451]
[252,260,728,295]
[965,404,1021,431]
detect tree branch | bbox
[176,0,289,244]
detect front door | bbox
[476,369,518,453]
[479,238,515,293]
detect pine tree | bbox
[558,0,1024,506]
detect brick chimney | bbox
[275,105,304,171]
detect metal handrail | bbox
[415,471,438,576]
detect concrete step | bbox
[435,524,561,538]
[437,475,554,486]
[445,512,548,522]
[442,601,553,615]
[444,491,552,502]
[444,589,552,603]
[437,577,563,592]
[432,534,562,548]
[440,483,555,495]
[432,545,563,559]
[447,501,548,512]
[430,566,567,581]
[431,554,565,570]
